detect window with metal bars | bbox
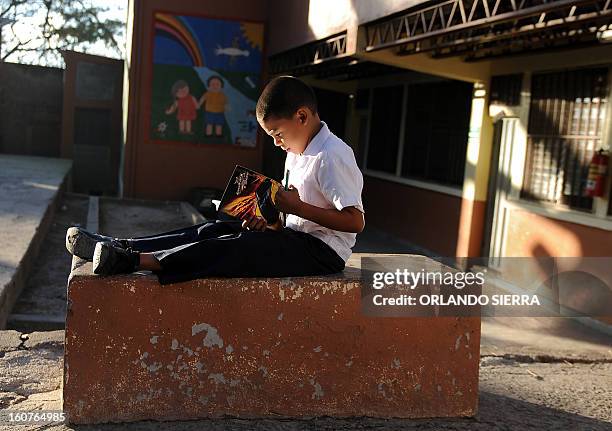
[521,67,609,212]
[490,74,523,107]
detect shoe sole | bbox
[66,227,98,261]
[92,242,111,275]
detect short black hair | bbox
[256,75,318,121]
[207,75,224,87]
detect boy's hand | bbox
[275,185,303,215]
[241,214,267,231]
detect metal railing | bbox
[269,32,349,75]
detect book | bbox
[217,165,283,227]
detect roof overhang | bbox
[269,32,350,76]
[362,0,612,60]
[268,31,409,80]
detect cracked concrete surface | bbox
[481,316,612,361]
[0,330,63,412]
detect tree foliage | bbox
[0,0,125,66]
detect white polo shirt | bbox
[283,121,364,262]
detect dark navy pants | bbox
[123,220,346,285]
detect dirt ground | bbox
[100,199,191,238]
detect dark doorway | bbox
[62,51,124,196]
[313,86,349,140]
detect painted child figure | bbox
[198,75,229,137]
[65,76,365,284]
[165,80,198,135]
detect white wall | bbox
[267,0,429,55]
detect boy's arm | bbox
[297,201,364,233]
[197,93,206,108]
[275,186,364,233]
[241,200,363,233]
[266,219,283,231]
[241,214,282,231]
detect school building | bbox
[122,0,612,260]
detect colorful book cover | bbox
[217,165,282,226]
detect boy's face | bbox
[258,108,312,155]
[209,78,222,91]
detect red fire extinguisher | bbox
[584,149,609,197]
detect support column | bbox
[456,81,494,258]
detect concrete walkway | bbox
[0,154,72,328]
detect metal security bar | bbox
[363,0,612,59]
[521,67,609,211]
[269,32,349,75]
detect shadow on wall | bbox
[505,70,610,258]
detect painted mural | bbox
[151,13,264,147]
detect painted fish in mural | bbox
[215,45,250,57]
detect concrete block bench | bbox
[63,253,480,424]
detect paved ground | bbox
[0,155,71,276]
[481,316,612,360]
[0,155,72,327]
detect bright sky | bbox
[2,0,127,67]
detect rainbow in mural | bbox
[154,13,204,67]
[150,12,264,147]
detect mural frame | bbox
[147,9,267,151]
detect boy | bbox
[197,75,229,137]
[65,76,365,284]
